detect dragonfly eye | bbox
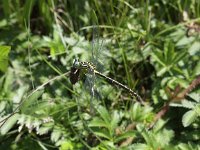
[73,59,80,68]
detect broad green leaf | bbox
[182,110,197,127]
[188,42,200,55]
[176,36,194,47]
[0,45,11,72]
[0,113,20,135]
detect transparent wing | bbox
[91,25,108,73]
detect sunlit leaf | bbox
[182,110,197,127]
[0,45,11,72]
[0,113,20,135]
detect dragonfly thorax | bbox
[73,59,96,71]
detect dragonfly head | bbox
[72,58,81,69]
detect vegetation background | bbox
[0,0,200,149]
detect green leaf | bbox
[97,106,110,124]
[60,141,74,150]
[177,143,198,150]
[20,89,44,113]
[151,49,166,67]
[188,42,200,55]
[89,118,108,128]
[51,128,62,143]
[23,0,35,22]
[92,128,111,140]
[182,110,197,127]
[0,113,20,135]
[37,122,54,135]
[164,41,175,64]
[110,111,120,131]
[136,124,156,148]
[115,131,136,143]
[0,45,11,72]
[128,143,149,150]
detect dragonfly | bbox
[70,58,144,104]
[70,25,144,108]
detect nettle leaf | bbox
[182,110,197,127]
[0,113,20,135]
[0,45,11,72]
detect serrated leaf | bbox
[136,124,155,147]
[51,129,62,142]
[0,45,11,72]
[92,128,111,140]
[89,118,108,128]
[181,100,195,109]
[131,102,141,120]
[188,93,200,103]
[37,123,54,135]
[182,110,197,127]
[0,113,20,135]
